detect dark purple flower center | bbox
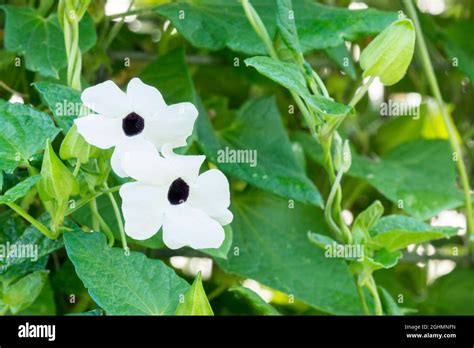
[168,178,189,205]
[122,112,145,136]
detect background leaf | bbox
[1,6,97,78]
[217,188,362,315]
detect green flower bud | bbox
[60,124,98,164]
[39,139,79,203]
[360,18,415,86]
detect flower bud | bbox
[360,18,415,86]
[39,139,79,203]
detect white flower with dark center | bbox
[119,146,233,250]
[75,78,197,177]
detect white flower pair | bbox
[75,78,232,249]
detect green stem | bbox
[104,184,128,252]
[89,199,115,247]
[241,0,278,59]
[366,275,383,315]
[6,202,56,239]
[349,76,375,107]
[89,200,100,231]
[65,185,122,216]
[403,0,473,245]
[104,0,136,50]
[356,281,371,315]
[73,160,81,177]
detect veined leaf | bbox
[64,230,190,315]
[156,0,397,55]
[1,5,96,78]
[245,56,352,117]
[198,96,323,205]
[369,215,458,251]
[0,100,59,172]
[217,188,362,315]
[0,175,39,205]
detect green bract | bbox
[38,140,78,203]
[360,18,416,86]
[176,272,214,316]
[60,125,98,164]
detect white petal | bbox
[161,145,205,183]
[74,114,124,149]
[120,148,175,187]
[188,169,233,225]
[81,80,130,118]
[163,205,225,250]
[126,78,167,119]
[144,102,198,149]
[120,182,167,240]
[111,138,158,178]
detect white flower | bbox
[75,78,198,177]
[119,146,233,250]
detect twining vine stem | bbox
[403,0,474,249]
[241,0,382,315]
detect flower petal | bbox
[144,102,198,149]
[81,80,130,118]
[127,78,167,119]
[163,205,225,250]
[120,182,167,240]
[188,169,233,225]
[161,144,205,183]
[74,114,124,149]
[111,138,158,178]
[120,148,175,186]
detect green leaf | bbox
[217,188,362,315]
[0,100,59,172]
[201,225,233,260]
[64,230,190,315]
[198,96,323,206]
[0,175,39,205]
[176,272,213,315]
[369,215,458,251]
[307,231,339,250]
[33,82,83,133]
[38,139,79,203]
[17,280,56,315]
[324,44,357,79]
[438,20,474,82]
[3,270,48,314]
[245,56,352,117]
[360,18,415,86]
[420,268,474,315]
[352,200,384,243]
[362,249,403,273]
[295,133,465,220]
[156,0,397,55]
[0,214,63,282]
[228,286,280,315]
[378,286,402,315]
[276,0,302,55]
[1,5,97,78]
